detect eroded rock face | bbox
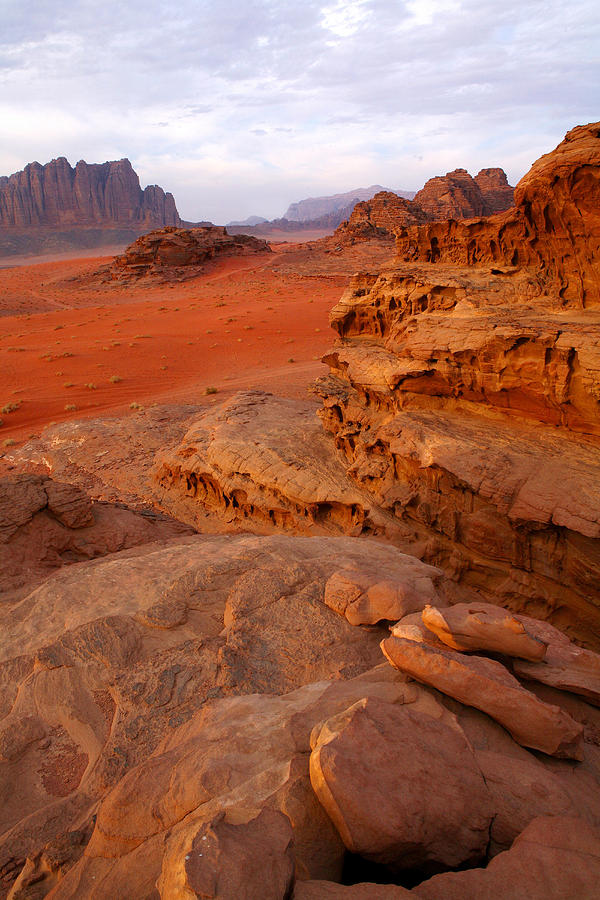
[153,391,400,540]
[105,225,271,282]
[397,122,600,307]
[316,124,600,645]
[0,157,180,228]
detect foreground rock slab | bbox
[413,816,600,900]
[422,602,547,660]
[154,391,402,540]
[381,636,584,758]
[0,534,431,896]
[309,695,493,868]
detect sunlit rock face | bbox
[396,122,600,308]
[316,123,600,646]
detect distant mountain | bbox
[0,157,181,229]
[226,215,269,227]
[0,157,184,258]
[283,186,415,222]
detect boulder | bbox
[422,602,547,660]
[512,616,600,706]
[381,636,584,759]
[323,557,444,626]
[413,816,600,899]
[309,695,494,868]
[171,808,294,900]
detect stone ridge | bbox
[103,225,271,282]
[316,123,600,644]
[0,157,181,229]
[396,122,600,307]
[331,168,514,245]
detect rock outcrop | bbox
[3,123,600,898]
[332,192,429,245]
[316,122,600,645]
[0,473,192,601]
[104,226,271,282]
[0,157,180,229]
[396,122,600,306]
[330,168,514,246]
[413,167,513,220]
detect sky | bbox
[1,0,598,223]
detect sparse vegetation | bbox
[1,401,21,414]
[130,401,143,410]
[85,383,97,390]
[64,404,77,411]
[205,386,218,395]
[63,382,75,387]
[109,375,122,383]
[2,438,16,448]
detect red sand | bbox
[0,242,391,446]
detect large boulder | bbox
[309,695,494,869]
[381,636,584,759]
[413,816,600,899]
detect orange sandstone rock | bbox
[422,602,547,661]
[413,816,600,900]
[309,695,494,868]
[381,636,584,759]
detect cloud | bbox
[0,0,598,221]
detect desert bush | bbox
[109,375,122,383]
[205,386,218,395]
[1,401,21,414]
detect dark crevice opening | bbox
[341,850,486,890]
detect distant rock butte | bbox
[0,157,181,229]
[330,167,514,246]
[283,186,415,222]
[103,225,271,282]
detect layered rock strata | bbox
[0,157,180,229]
[396,123,600,306]
[104,225,271,282]
[316,122,600,645]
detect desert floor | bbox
[0,240,393,448]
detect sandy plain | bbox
[0,239,393,449]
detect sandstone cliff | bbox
[315,122,600,644]
[396,123,600,306]
[331,167,514,246]
[0,157,181,229]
